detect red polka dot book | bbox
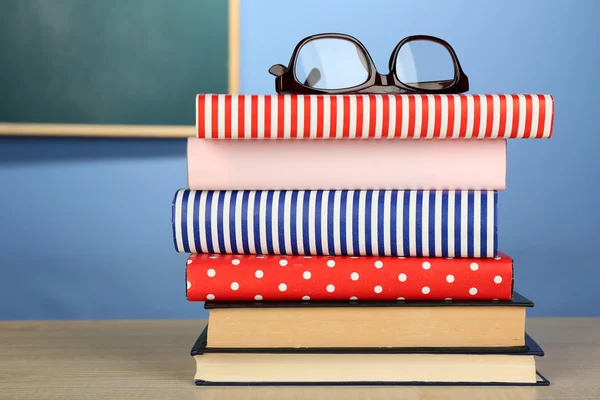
[185,253,513,302]
[172,84,554,385]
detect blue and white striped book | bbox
[172,189,497,258]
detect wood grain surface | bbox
[0,318,598,400]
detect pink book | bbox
[187,137,506,190]
[195,94,554,139]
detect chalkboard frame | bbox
[0,0,239,138]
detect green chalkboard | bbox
[0,0,229,126]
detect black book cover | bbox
[194,375,550,387]
[204,291,534,309]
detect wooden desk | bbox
[0,318,598,399]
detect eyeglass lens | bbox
[395,40,455,90]
[294,38,370,90]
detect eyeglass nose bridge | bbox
[373,72,397,87]
[376,73,389,86]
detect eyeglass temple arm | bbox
[269,64,287,77]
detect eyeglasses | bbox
[269,33,469,95]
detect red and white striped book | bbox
[185,252,513,302]
[195,93,554,139]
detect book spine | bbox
[186,137,506,191]
[195,94,553,139]
[185,253,513,301]
[172,189,497,258]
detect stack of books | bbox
[172,93,554,386]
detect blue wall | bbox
[0,137,194,319]
[1,0,599,319]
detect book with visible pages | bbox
[190,326,549,386]
[185,252,513,302]
[186,137,507,190]
[172,189,498,258]
[195,93,554,139]
[202,293,532,349]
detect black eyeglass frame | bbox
[269,33,469,95]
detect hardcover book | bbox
[203,293,533,349]
[185,252,513,301]
[172,189,498,258]
[190,325,549,386]
[186,137,507,190]
[195,93,554,139]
